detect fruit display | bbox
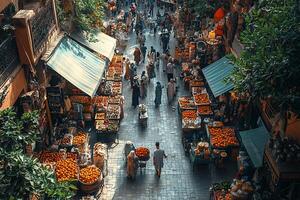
[92,96,108,108]
[55,158,79,182]
[70,96,91,104]
[39,151,77,164]
[190,80,204,87]
[108,95,122,104]
[106,104,121,119]
[178,97,196,110]
[182,118,201,129]
[107,120,119,132]
[197,105,213,115]
[73,132,87,146]
[79,165,101,184]
[95,120,108,131]
[214,191,232,200]
[193,93,211,105]
[112,81,122,95]
[60,134,73,146]
[135,147,150,160]
[95,113,105,120]
[209,127,239,148]
[192,87,206,95]
[182,110,197,120]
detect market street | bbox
[99,22,236,200]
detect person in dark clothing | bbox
[132,78,140,108]
[154,82,163,108]
[140,44,147,63]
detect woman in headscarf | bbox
[127,150,138,179]
[154,82,163,107]
[140,71,148,98]
[132,77,140,108]
[133,47,141,65]
[167,79,176,104]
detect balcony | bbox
[0,36,19,85]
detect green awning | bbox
[239,122,270,168]
[71,31,117,61]
[202,57,234,97]
[46,36,106,97]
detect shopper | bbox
[133,47,141,65]
[140,71,148,98]
[167,79,176,104]
[129,63,137,88]
[127,150,139,179]
[154,82,163,107]
[166,61,174,82]
[153,142,167,177]
[140,44,147,63]
[132,77,140,108]
[124,58,131,80]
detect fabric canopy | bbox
[71,31,117,61]
[239,122,270,168]
[46,36,106,97]
[202,57,235,97]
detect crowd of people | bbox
[115,0,175,179]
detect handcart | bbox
[138,104,148,127]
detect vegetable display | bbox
[79,165,101,184]
[178,97,195,110]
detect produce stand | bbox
[190,141,211,170]
[181,110,201,132]
[178,96,196,113]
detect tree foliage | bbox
[0,108,76,199]
[56,0,105,40]
[229,0,300,121]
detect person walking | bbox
[127,150,139,179]
[132,77,140,108]
[124,58,131,80]
[153,142,167,177]
[167,79,176,104]
[140,71,148,98]
[129,63,137,88]
[166,60,174,82]
[154,82,163,107]
[133,47,141,65]
[140,44,147,63]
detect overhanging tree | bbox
[55,0,105,40]
[0,108,76,199]
[229,0,300,134]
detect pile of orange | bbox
[73,132,87,146]
[197,105,213,115]
[135,147,150,158]
[40,151,77,164]
[194,93,210,105]
[79,166,101,184]
[182,110,197,120]
[209,127,239,148]
[55,158,78,182]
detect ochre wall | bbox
[0,67,27,110]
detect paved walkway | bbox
[99,6,237,200]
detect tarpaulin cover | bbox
[202,57,234,97]
[71,31,117,61]
[239,123,270,168]
[47,36,105,97]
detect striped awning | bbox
[202,57,235,97]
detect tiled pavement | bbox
[97,7,237,200]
